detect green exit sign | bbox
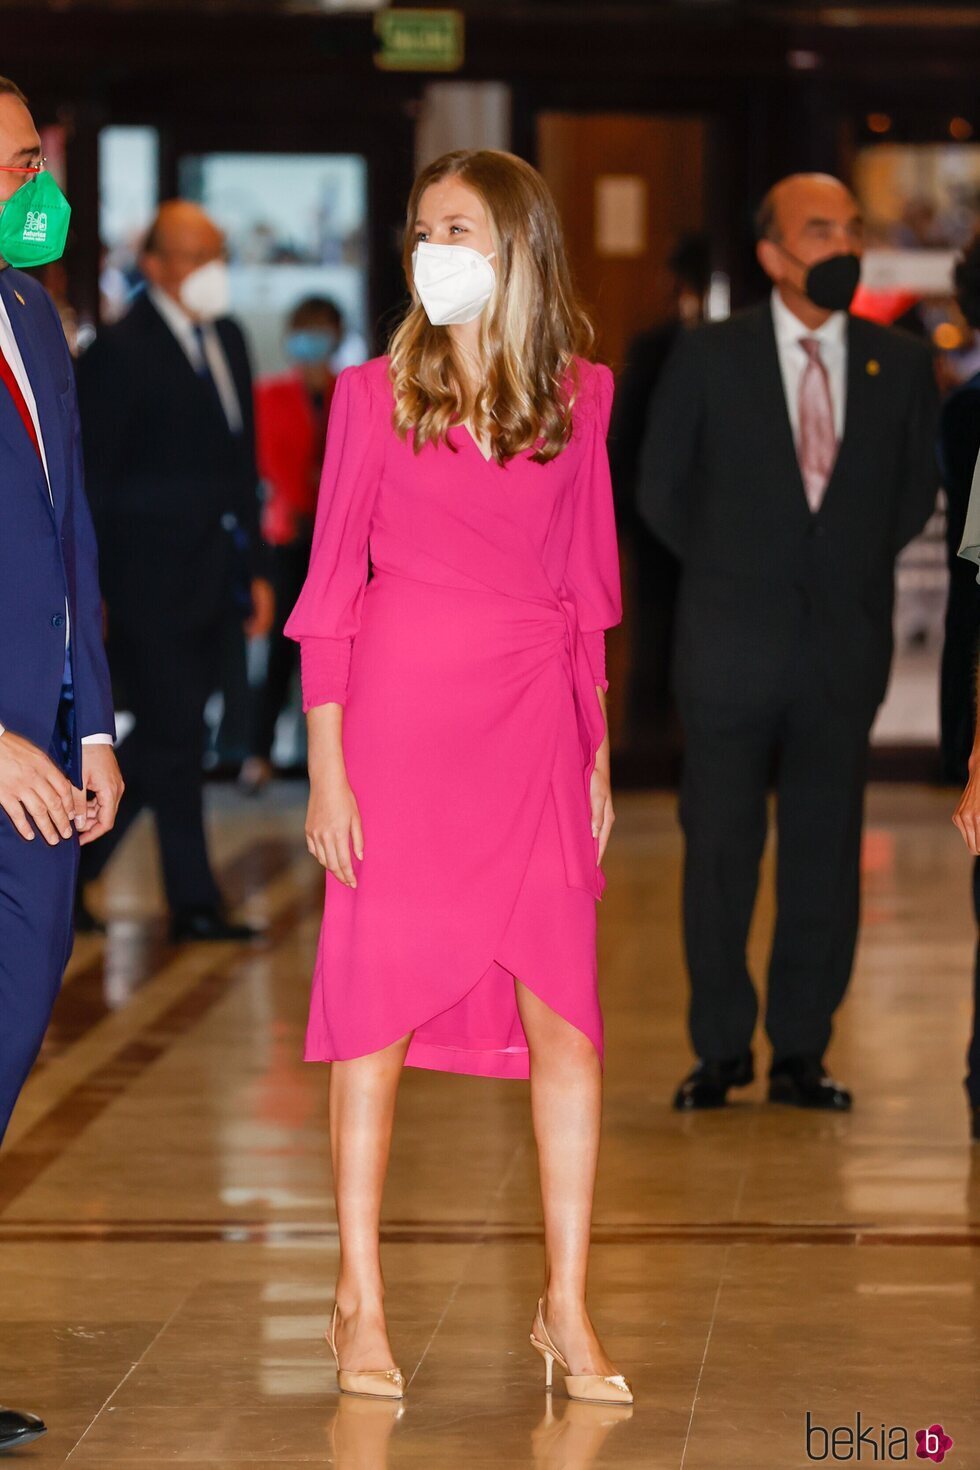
[374,8,464,72]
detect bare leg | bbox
[329,1030,412,1371]
[515,979,619,1376]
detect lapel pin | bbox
[866,359,880,376]
[13,290,25,306]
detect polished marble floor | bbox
[1,782,978,1468]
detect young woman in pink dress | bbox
[284,149,630,1405]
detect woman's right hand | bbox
[306,763,364,886]
[954,748,980,856]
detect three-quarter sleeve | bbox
[283,364,384,709]
[564,363,623,691]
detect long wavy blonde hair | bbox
[388,149,595,465]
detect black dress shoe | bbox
[0,1406,47,1450]
[673,1052,754,1111]
[170,907,264,943]
[768,1055,852,1111]
[73,896,106,935]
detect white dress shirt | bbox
[771,287,848,443]
[147,285,243,433]
[0,285,112,745]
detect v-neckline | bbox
[456,422,493,463]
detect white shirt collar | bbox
[147,283,198,342]
[771,286,847,353]
[146,283,242,433]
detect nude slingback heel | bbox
[325,1303,406,1400]
[529,1297,634,1405]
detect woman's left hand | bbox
[590,762,615,866]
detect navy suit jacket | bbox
[0,267,114,786]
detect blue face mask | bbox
[285,328,337,365]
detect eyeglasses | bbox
[0,156,47,176]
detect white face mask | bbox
[411,241,496,326]
[179,258,231,322]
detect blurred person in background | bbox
[639,174,939,1113]
[329,313,368,374]
[946,236,980,1142]
[74,201,273,943]
[239,296,341,795]
[0,73,123,1453]
[940,240,980,787]
[609,232,709,759]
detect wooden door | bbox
[538,114,706,764]
[537,113,707,372]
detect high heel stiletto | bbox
[325,1303,406,1399]
[529,1297,634,1405]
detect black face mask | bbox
[775,244,862,313]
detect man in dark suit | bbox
[947,238,980,1143]
[75,201,273,942]
[638,174,940,1111]
[0,73,123,1453]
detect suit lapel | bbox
[0,270,65,527]
[749,299,873,525]
[745,301,812,528]
[0,326,34,473]
[141,291,205,388]
[215,318,248,436]
[815,313,876,519]
[143,293,240,436]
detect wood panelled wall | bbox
[537,113,706,373]
[538,115,706,751]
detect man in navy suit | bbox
[0,75,123,1452]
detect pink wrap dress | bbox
[283,354,622,1080]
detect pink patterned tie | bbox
[797,336,837,512]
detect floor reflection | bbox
[323,1390,633,1470]
[326,1394,405,1465]
[530,1396,635,1468]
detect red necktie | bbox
[797,336,837,512]
[0,337,43,462]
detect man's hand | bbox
[0,730,86,844]
[78,745,124,846]
[244,577,275,640]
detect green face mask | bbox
[0,170,71,267]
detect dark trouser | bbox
[625,531,679,746]
[78,621,222,914]
[0,677,79,1143]
[968,859,980,1108]
[940,569,980,786]
[252,538,311,762]
[678,662,871,1066]
[212,611,253,766]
